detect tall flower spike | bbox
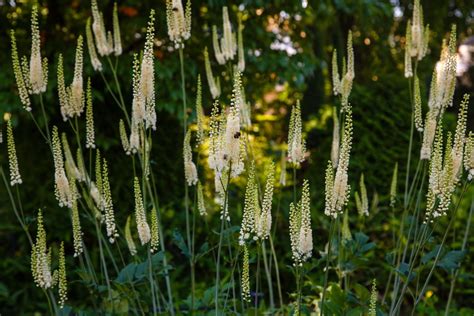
[197,181,207,216]
[369,279,377,316]
[451,94,469,178]
[58,242,68,309]
[341,31,354,110]
[279,149,287,186]
[225,74,245,178]
[166,0,191,48]
[331,107,340,168]
[204,47,221,99]
[85,78,96,149]
[410,0,429,61]
[52,127,72,208]
[10,30,31,110]
[464,132,474,180]
[213,7,237,65]
[241,245,251,302]
[62,133,82,182]
[404,20,413,78]
[91,0,113,56]
[139,10,157,131]
[325,107,353,218]
[57,54,70,121]
[208,100,225,174]
[30,5,47,94]
[259,162,275,240]
[390,162,398,207]
[342,210,352,242]
[150,208,160,253]
[70,36,85,117]
[70,187,84,257]
[86,18,102,71]
[358,174,369,216]
[332,49,341,95]
[287,100,306,166]
[289,179,312,266]
[237,17,245,72]
[102,159,118,243]
[184,129,198,186]
[414,75,423,131]
[134,177,151,245]
[429,25,457,112]
[94,149,103,209]
[239,163,258,245]
[112,3,122,56]
[195,75,205,145]
[119,119,131,155]
[125,216,137,256]
[31,209,52,289]
[7,119,22,186]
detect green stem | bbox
[321,218,335,315]
[261,241,275,310]
[148,247,158,316]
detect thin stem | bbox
[261,241,275,310]
[148,247,158,316]
[268,234,284,307]
[215,165,232,314]
[321,218,335,315]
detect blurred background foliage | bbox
[0,0,474,314]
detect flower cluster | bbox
[465,132,474,180]
[6,119,22,186]
[421,25,457,159]
[241,245,250,302]
[150,208,160,253]
[289,179,312,266]
[125,216,137,256]
[102,158,119,243]
[287,101,306,166]
[89,0,122,58]
[57,36,85,121]
[166,0,191,48]
[85,78,96,149]
[204,47,221,99]
[239,162,275,245]
[52,127,73,208]
[425,94,470,222]
[183,129,198,186]
[404,0,430,77]
[10,6,49,110]
[325,107,353,218]
[355,174,369,217]
[332,31,355,110]
[31,210,53,289]
[134,177,151,245]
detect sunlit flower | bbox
[287,101,306,166]
[289,179,312,266]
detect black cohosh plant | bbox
[2,0,473,315]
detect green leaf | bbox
[172,229,191,259]
[437,250,466,272]
[421,245,442,265]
